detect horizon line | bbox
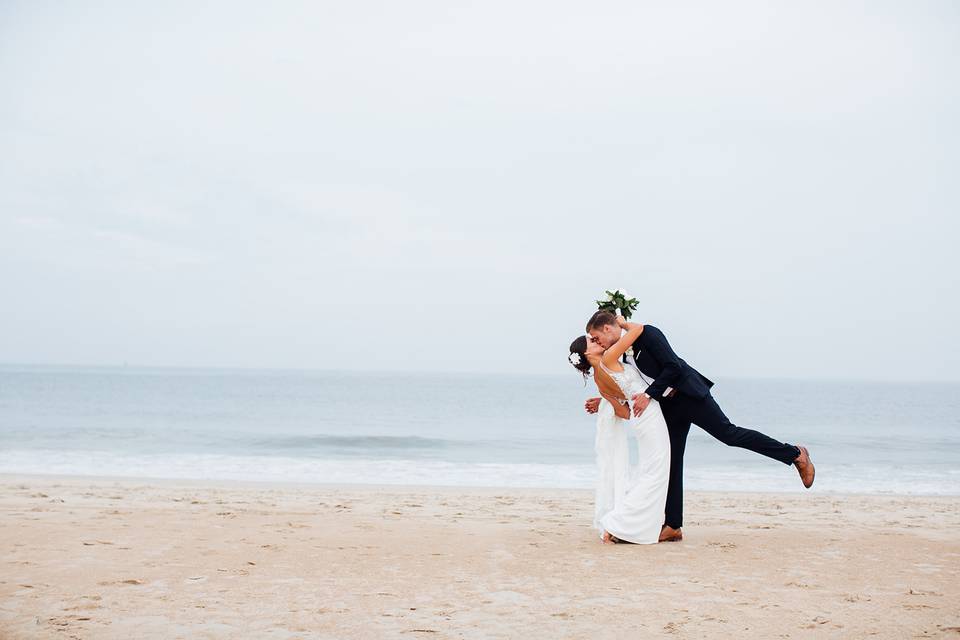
[0,361,956,386]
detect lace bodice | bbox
[599,358,650,399]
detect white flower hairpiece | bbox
[568,352,582,366]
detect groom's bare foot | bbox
[794,445,815,488]
[659,525,683,542]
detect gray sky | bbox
[1,1,958,381]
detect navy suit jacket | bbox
[630,325,714,401]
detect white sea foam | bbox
[1,449,957,495]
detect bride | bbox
[568,317,671,544]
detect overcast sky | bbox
[1,1,957,381]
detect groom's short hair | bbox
[586,310,618,332]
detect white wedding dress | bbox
[593,358,671,544]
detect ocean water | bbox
[0,365,958,495]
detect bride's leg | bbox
[617,413,672,544]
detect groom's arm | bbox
[640,326,685,402]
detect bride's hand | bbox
[616,315,628,328]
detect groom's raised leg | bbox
[684,395,801,464]
[663,411,690,530]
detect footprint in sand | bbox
[803,616,831,628]
[843,593,872,602]
[785,581,812,588]
[663,621,685,634]
[64,595,103,612]
[47,615,91,627]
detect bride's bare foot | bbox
[659,525,683,542]
[602,531,624,544]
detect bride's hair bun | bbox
[568,336,592,376]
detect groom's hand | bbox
[632,393,651,417]
[585,397,601,414]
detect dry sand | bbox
[1,474,958,639]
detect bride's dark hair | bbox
[568,336,592,378]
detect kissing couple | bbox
[568,310,815,544]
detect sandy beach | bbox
[1,475,958,639]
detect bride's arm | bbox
[600,317,644,367]
[601,392,630,419]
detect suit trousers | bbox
[659,393,800,529]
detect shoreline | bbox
[2,472,958,498]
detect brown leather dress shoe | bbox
[659,525,683,542]
[794,445,815,488]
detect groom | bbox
[584,310,814,542]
